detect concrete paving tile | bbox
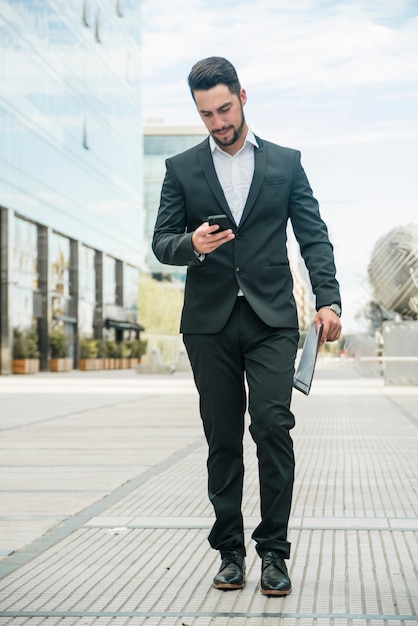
[84,517,134,528]
[0,491,108,516]
[301,516,390,529]
[0,365,417,625]
[0,520,61,557]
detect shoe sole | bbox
[260,586,292,596]
[213,581,246,590]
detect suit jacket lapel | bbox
[239,138,266,228]
[197,135,267,227]
[197,140,232,219]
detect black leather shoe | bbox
[260,551,292,596]
[213,550,246,590]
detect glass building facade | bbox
[0,0,144,374]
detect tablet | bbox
[293,322,323,395]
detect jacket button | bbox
[236,267,241,273]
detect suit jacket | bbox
[152,135,341,334]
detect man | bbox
[152,57,342,595]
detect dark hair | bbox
[187,57,241,100]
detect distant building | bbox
[285,231,314,330]
[0,1,144,374]
[143,124,207,280]
[368,224,418,320]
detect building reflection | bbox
[0,0,144,374]
[144,124,208,281]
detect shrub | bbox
[125,339,147,359]
[49,330,68,358]
[13,328,40,359]
[105,339,118,358]
[80,337,91,359]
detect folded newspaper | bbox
[293,322,323,395]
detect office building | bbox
[143,124,207,280]
[0,0,144,374]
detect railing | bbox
[358,356,418,361]
[142,333,183,367]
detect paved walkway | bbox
[0,360,417,625]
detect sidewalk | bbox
[0,361,417,625]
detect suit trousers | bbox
[183,297,299,559]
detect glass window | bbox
[103,254,116,306]
[78,244,96,336]
[124,264,139,322]
[50,232,70,297]
[50,231,73,326]
[12,217,38,329]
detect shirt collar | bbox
[209,129,259,155]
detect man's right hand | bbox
[192,222,235,254]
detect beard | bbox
[211,106,246,149]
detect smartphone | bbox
[207,214,229,232]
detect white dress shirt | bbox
[202,130,258,296]
[209,129,258,226]
[195,130,258,268]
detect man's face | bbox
[193,84,248,155]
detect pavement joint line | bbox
[0,611,416,620]
[82,515,417,531]
[82,523,417,532]
[0,394,160,433]
[0,490,111,493]
[0,437,205,580]
[385,395,418,427]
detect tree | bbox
[138,274,184,335]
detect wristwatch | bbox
[322,303,341,317]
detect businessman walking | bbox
[152,56,342,595]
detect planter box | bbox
[50,358,73,372]
[13,359,40,375]
[79,358,103,371]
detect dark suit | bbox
[153,135,341,558]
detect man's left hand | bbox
[314,308,342,345]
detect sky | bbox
[141,0,418,332]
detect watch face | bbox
[330,304,341,316]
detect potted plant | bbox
[119,341,131,369]
[12,328,40,374]
[104,339,118,369]
[125,338,147,367]
[79,337,102,371]
[49,329,72,372]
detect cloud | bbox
[142,0,418,97]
